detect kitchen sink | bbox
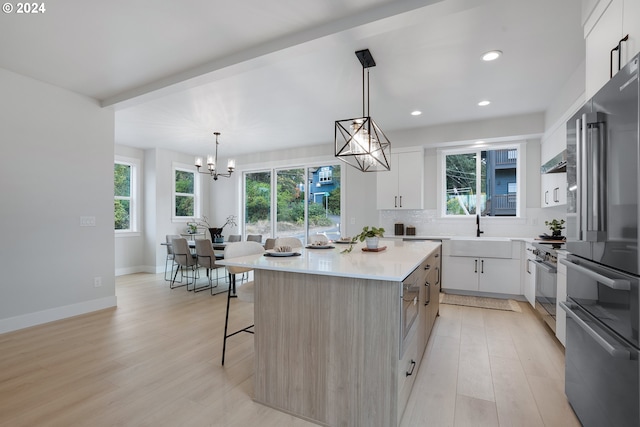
[447,237,512,258]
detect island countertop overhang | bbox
[217,239,441,281]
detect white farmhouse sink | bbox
[448,237,513,258]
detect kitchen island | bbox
[218,239,441,427]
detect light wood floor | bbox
[0,273,580,427]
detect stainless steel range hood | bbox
[541,150,567,174]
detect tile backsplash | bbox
[379,207,566,238]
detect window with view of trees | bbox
[114,162,133,230]
[244,164,341,241]
[443,146,520,217]
[174,167,197,218]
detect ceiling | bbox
[1,0,585,158]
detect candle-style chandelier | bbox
[334,49,391,172]
[195,132,235,180]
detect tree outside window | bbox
[174,169,195,217]
[114,162,132,230]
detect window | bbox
[173,165,199,218]
[243,163,342,242]
[441,145,521,217]
[114,157,139,232]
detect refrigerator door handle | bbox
[560,301,630,359]
[560,258,630,290]
[584,112,608,241]
[578,116,587,240]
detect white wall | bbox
[0,68,116,333]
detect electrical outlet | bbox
[94,277,102,287]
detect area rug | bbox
[440,293,521,312]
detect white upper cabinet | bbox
[540,122,568,207]
[376,148,424,210]
[585,0,640,98]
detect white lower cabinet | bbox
[442,255,520,295]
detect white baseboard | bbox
[115,265,158,276]
[0,296,117,334]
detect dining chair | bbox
[164,234,181,281]
[195,239,226,293]
[170,238,198,290]
[222,241,265,366]
[263,238,276,251]
[274,236,303,249]
[246,234,262,243]
[227,235,242,242]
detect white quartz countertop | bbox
[217,239,441,282]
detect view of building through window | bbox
[244,164,341,241]
[445,148,518,216]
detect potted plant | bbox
[544,219,565,238]
[209,215,237,243]
[341,226,385,253]
[193,215,238,243]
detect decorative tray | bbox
[362,246,387,252]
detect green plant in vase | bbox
[544,219,565,238]
[341,226,385,253]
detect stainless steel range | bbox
[531,241,560,332]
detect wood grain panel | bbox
[254,270,400,427]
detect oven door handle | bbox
[531,259,556,274]
[560,301,630,359]
[560,258,630,290]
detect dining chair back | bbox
[227,235,242,242]
[164,234,181,281]
[195,239,225,293]
[171,238,198,290]
[246,234,262,243]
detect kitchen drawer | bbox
[398,328,419,422]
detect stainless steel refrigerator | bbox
[560,56,640,426]
[563,53,640,427]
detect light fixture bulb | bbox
[482,50,502,61]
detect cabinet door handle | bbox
[553,187,560,203]
[435,266,440,285]
[544,190,549,205]
[481,260,484,274]
[406,360,416,377]
[394,196,397,208]
[399,195,403,208]
[474,259,478,273]
[424,264,431,270]
[425,282,430,306]
[610,34,629,78]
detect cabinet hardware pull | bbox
[610,34,629,78]
[481,260,484,274]
[424,264,430,270]
[406,360,416,376]
[399,195,403,208]
[425,282,430,306]
[435,266,440,285]
[544,190,549,205]
[394,196,397,208]
[474,259,478,273]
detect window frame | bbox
[172,162,201,222]
[114,155,140,235]
[438,142,524,219]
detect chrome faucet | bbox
[476,214,484,237]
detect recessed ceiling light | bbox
[478,100,491,107]
[475,140,485,144]
[411,110,422,116]
[482,50,502,61]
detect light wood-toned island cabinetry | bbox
[219,240,441,427]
